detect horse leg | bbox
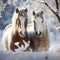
[2,40,8,51]
[25,35,30,44]
[25,38,28,43]
[24,46,32,52]
[10,41,18,51]
[18,40,25,47]
[2,36,9,51]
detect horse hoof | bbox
[12,49,16,52]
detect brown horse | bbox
[26,11,50,52]
[12,8,30,47]
[2,8,30,51]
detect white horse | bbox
[26,11,50,52]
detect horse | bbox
[2,8,30,51]
[26,11,50,52]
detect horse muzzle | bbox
[20,31,26,37]
[35,31,42,37]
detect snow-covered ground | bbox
[0,24,60,60]
[0,51,60,60]
[0,0,60,60]
[0,30,3,51]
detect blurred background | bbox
[0,0,60,60]
[0,0,60,29]
[0,0,60,50]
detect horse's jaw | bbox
[34,33,43,38]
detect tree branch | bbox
[55,0,59,10]
[44,3,60,22]
[32,0,60,22]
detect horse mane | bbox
[12,10,19,28]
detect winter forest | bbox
[0,0,60,60]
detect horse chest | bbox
[34,36,47,48]
[12,32,29,47]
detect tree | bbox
[32,0,60,22]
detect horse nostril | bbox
[39,32,41,35]
[20,31,22,34]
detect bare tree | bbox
[44,3,60,22]
[32,0,60,22]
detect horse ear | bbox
[16,8,19,13]
[33,11,35,15]
[24,8,28,13]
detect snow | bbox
[0,51,60,60]
[0,30,3,51]
[0,0,60,60]
[0,24,60,60]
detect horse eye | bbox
[37,14,39,16]
[41,20,43,23]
